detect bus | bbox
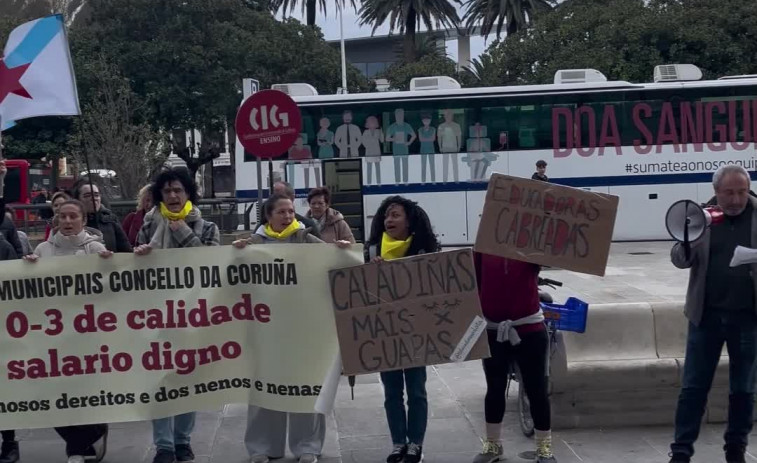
[3,159,31,205]
[235,67,757,244]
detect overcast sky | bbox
[282,5,491,63]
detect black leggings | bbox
[483,327,551,430]
[1,431,13,442]
[55,424,107,456]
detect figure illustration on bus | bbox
[316,117,335,160]
[438,109,461,182]
[387,108,416,185]
[288,134,321,189]
[335,110,361,158]
[418,112,437,184]
[363,115,384,185]
[466,123,496,181]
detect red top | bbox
[474,252,544,335]
[122,209,145,247]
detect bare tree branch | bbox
[72,55,170,200]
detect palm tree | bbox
[272,0,357,27]
[463,0,554,40]
[463,54,500,86]
[359,0,462,64]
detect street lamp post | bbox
[339,2,348,94]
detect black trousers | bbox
[483,327,551,431]
[55,424,107,456]
[1,431,13,442]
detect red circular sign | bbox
[235,89,302,159]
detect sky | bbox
[286,5,491,64]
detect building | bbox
[327,27,481,78]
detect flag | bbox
[0,15,80,132]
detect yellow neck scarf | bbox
[381,232,413,260]
[265,219,301,240]
[160,201,193,220]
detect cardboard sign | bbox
[329,249,490,376]
[474,174,619,276]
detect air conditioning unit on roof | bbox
[654,64,703,83]
[554,69,608,85]
[271,83,319,96]
[409,76,461,91]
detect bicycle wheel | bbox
[517,369,535,437]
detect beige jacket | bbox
[306,208,355,244]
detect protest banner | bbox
[0,244,363,430]
[474,174,619,276]
[328,249,490,376]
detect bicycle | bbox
[506,277,589,438]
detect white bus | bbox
[235,67,757,244]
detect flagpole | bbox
[0,116,4,160]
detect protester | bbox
[532,160,549,182]
[34,188,54,220]
[364,196,440,463]
[73,180,132,252]
[260,181,320,238]
[233,193,351,463]
[0,163,19,463]
[45,191,72,240]
[4,209,30,256]
[472,252,555,463]
[306,187,355,244]
[23,199,111,463]
[133,169,220,463]
[669,164,757,463]
[122,184,153,247]
[0,184,23,258]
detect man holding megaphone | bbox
[668,165,757,463]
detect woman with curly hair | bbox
[364,196,440,463]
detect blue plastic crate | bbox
[541,297,589,333]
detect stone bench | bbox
[550,302,730,429]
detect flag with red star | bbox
[0,15,80,131]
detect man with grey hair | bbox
[669,164,757,463]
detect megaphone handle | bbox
[683,210,691,260]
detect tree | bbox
[272,0,357,27]
[79,0,368,131]
[462,0,554,39]
[461,53,503,87]
[70,55,169,200]
[479,0,757,85]
[359,0,462,63]
[381,54,460,90]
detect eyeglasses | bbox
[81,193,101,199]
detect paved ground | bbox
[13,241,751,463]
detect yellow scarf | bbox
[381,232,413,260]
[264,219,301,240]
[160,201,193,220]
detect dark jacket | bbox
[0,215,23,258]
[672,195,757,325]
[0,236,17,261]
[87,207,132,253]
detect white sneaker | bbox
[250,455,269,463]
[68,456,86,463]
[299,454,319,463]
